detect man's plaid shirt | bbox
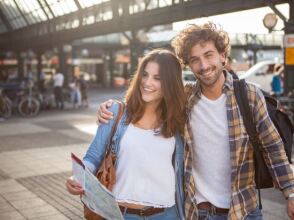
[183,72,294,220]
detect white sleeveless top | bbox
[112,123,176,207]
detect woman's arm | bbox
[83,103,120,173]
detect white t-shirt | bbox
[191,94,231,208]
[112,123,176,208]
[53,73,64,87]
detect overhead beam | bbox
[0,0,289,51]
[0,1,111,39]
[73,0,82,10]
[42,0,55,18]
[36,0,50,20]
[267,0,287,22]
[73,0,83,28]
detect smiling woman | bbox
[66,49,186,220]
[125,49,186,137]
[140,61,162,106]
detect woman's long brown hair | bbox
[125,49,186,138]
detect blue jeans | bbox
[245,207,263,220]
[122,205,179,220]
[198,206,263,220]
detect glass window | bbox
[11,17,25,29]
[15,0,47,24]
[0,1,21,20]
[46,0,78,17]
[0,24,7,33]
[26,13,36,24]
[43,7,54,19]
[78,0,108,9]
[0,18,7,33]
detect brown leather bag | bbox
[83,102,124,220]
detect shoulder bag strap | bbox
[105,101,125,155]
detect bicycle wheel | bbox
[0,97,12,118]
[18,96,40,117]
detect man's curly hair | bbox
[171,22,230,66]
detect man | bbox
[39,71,46,94]
[53,69,64,109]
[97,22,294,220]
[225,56,234,73]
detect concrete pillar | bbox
[109,50,114,87]
[58,46,68,87]
[17,51,24,80]
[36,52,42,84]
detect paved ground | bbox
[0,88,291,219]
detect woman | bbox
[66,49,186,220]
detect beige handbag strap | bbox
[105,101,125,155]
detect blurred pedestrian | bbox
[69,77,81,109]
[39,71,46,94]
[79,74,89,107]
[225,56,234,72]
[53,69,64,109]
[225,56,239,79]
[271,64,284,96]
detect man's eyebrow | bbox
[188,55,198,61]
[202,50,215,55]
[188,50,215,60]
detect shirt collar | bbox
[194,70,233,95]
[186,70,234,112]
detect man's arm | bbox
[252,86,294,193]
[288,199,294,220]
[251,85,294,218]
[96,99,114,124]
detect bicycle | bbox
[18,80,41,117]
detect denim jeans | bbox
[244,207,263,220]
[198,206,263,220]
[122,205,179,220]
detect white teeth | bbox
[203,71,212,77]
[143,87,153,92]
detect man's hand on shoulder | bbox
[96,99,114,125]
[287,199,294,219]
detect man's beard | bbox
[198,66,223,87]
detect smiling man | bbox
[171,22,294,220]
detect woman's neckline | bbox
[130,123,161,133]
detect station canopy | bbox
[0,0,107,34]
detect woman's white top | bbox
[112,123,176,208]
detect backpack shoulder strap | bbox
[233,79,259,146]
[233,79,263,209]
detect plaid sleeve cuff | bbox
[283,185,294,199]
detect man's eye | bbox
[190,59,199,64]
